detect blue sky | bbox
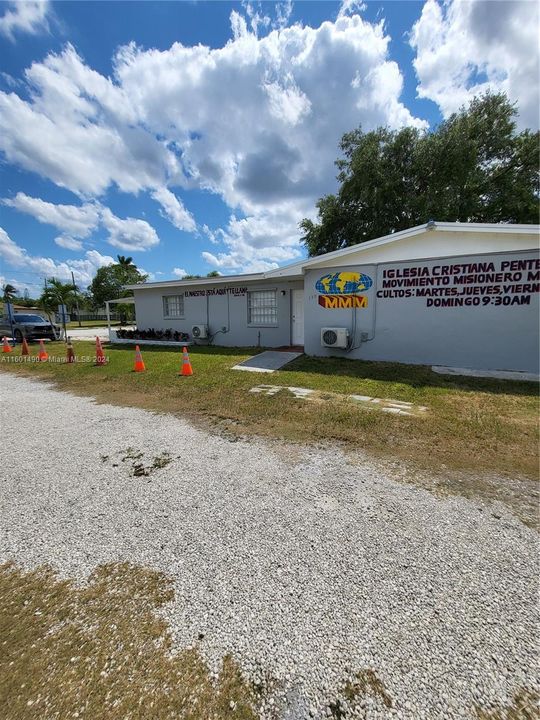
[0,0,538,297]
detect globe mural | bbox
[315,271,373,295]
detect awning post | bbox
[105,300,111,339]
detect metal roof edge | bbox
[124,272,265,291]
[125,222,540,291]
[289,221,540,271]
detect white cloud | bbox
[338,0,366,19]
[0,1,50,41]
[3,192,100,237]
[113,12,424,268]
[264,79,311,126]
[151,187,196,232]
[0,226,115,288]
[201,208,304,272]
[172,267,188,278]
[0,8,425,271]
[0,274,42,300]
[0,44,179,196]
[275,1,293,29]
[3,192,161,252]
[54,235,83,251]
[100,207,160,252]
[241,2,270,35]
[410,0,540,129]
[202,225,220,245]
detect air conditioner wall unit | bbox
[321,327,349,349]
[192,324,208,339]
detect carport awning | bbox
[104,297,136,332]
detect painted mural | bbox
[316,271,373,295]
[316,271,372,309]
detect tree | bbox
[37,294,59,338]
[181,271,221,279]
[2,283,18,302]
[115,255,137,285]
[40,279,77,340]
[88,260,147,323]
[88,263,146,307]
[301,93,540,256]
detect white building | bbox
[120,222,540,373]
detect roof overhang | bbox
[124,270,303,292]
[124,272,265,291]
[120,221,539,293]
[292,221,540,272]
[105,297,135,304]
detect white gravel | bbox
[1,373,538,719]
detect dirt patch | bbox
[0,561,259,720]
[475,687,540,719]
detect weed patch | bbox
[343,669,393,708]
[328,669,393,718]
[0,561,259,720]
[475,687,540,719]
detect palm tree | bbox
[117,255,133,266]
[115,256,138,321]
[37,295,59,339]
[40,279,76,341]
[2,283,18,302]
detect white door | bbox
[291,289,304,345]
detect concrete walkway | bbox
[232,350,303,373]
[67,326,135,341]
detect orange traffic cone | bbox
[66,338,75,364]
[2,336,12,353]
[38,339,48,362]
[133,345,145,372]
[179,346,193,376]
[21,337,30,356]
[95,336,107,366]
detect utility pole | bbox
[71,271,82,328]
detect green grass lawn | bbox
[1,340,538,523]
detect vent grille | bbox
[322,329,338,346]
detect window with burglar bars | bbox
[162,295,184,318]
[248,290,278,326]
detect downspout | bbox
[105,300,111,341]
[345,263,379,352]
[364,284,379,342]
[366,263,379,341]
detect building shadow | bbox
[282,354,539,397]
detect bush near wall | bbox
[116,328,191,342]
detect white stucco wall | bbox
[133,278,303,348]
[304,249,540,372]
[130,226,539,371]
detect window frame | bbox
[247,289,278,327]
[162,294,185,319]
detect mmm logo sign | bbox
[318,295,368,309]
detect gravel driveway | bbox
[66,326,116,340]
[1,373,538,719]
